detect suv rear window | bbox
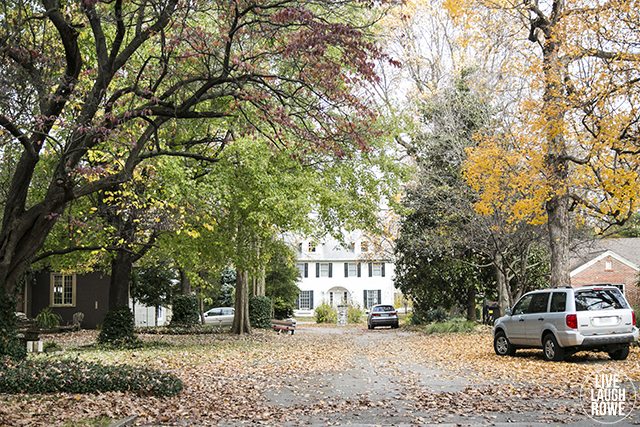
[373,305,395,312]
[574,289,629,311]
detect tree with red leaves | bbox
[0,0,390,355]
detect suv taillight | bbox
[633,311,636,326]
[566,314,578,329]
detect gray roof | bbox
[570,238,640,270]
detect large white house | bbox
[290,232,396,316]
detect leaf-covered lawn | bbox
[1,326,638,425]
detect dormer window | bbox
[360,241,369,252]
[309,242,316,252]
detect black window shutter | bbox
[368,263,373,277]
[304,263,308,278]
[344,263,348,278]
[310,291,314,309]
[328,263,333,278]
[316,263,320,278]
[357,263,361,277]
[381,263,386,277]
[377,290,382,305]
[363,290,368,308]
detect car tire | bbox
[542,333,565,362]
[392,323,399,329]
[608,345,630,361]
[368,323,373,330]
[494,330,516,356]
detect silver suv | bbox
[494,286,638,361]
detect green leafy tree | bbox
[395,75,549,318]
[265,243,299,319]
[131,264,177,327]
[0,0,393,353]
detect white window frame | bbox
[299,290,313,310]
[347,262,357,277]
[50,273,76,307]
[319,263,330,277]
[605,260,613,271]
[296,263,305,278]
[365,289,380,309]
[372,263,383,277]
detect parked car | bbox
[367,304,399,329]
[493,286,638,361]
[204,307,235,327]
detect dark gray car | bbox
[367,304,399,329]
[494,286,638,361]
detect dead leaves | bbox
[1,327,638,425]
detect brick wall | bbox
[571,255,640,307]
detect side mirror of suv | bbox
[505,308,512,316]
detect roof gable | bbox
[570,250,639,277]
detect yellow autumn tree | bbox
[455,0,640,286]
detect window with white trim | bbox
[319,263,330,277]
[364,289,380,309]
[347,263,357,277]
[296,263,306,278]
[298,290,313,310]
[372,263,383,277]
[51,273,76,307]
[605,260,613,271]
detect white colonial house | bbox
[290,232,396,316]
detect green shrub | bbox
[272,297,294,320]
[424,307,449,323]
[314,303,337,324]
[35,308,62,329]
[170,295,200,326]
[250,296,272,329]
[424,320,476,334]
[0,358,182,396]
[347,305,364,323]
[97,306,137,346]
[0,294,25,360]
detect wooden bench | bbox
[271,319,296,335]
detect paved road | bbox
[254,325,638,426]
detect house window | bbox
[298,290,314,310]
[364,289,381,309]
[309,242,317,252]
[360,241,369,252]
[51,273,76,307]
[372,263,382,277]
[347,262,357,277]
[296,263,308,278]
[605,260,613,271]
[368,262,386,277]
[318,262,332,277]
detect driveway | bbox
[2,326,639,426]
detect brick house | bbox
[570,238,640,306]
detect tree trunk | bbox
[542,20,571,288]
[179,268,191,295]
[232,269,251,335]
[466,287,476,321]
[495,253,510,316]
[253,266,266,297]
[108,250,133,310]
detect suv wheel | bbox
[608,345,630,361]
[494,330,516,356]
[543,334,565,362]
[367,323,373,330]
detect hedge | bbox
[0,358,182,396]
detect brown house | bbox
[21,270,110,329]
[570,238,640,306]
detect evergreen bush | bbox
[170,295,200,326]
[347,305,364,323]
[314,303,337,324]
[249,296,272,328]
[97,306,137,346]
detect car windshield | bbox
[373,305,394,312]
[575,289,629,311]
